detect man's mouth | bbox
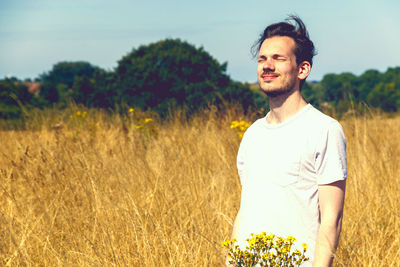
[261,73,279,81]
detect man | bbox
[227,16,347,267]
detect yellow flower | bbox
[230,120,239,129]
[230,120,251,139]
[248,238,256,247]
[129,108,134,113]
[144,118,153,123]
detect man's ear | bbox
[298,61,311,80]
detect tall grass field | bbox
[0,106,399,266]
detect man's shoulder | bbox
[302,106,346,143]
[304,105,341,128]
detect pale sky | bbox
[1,0,399,82]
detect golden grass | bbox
[0,107,399,266]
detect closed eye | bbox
[273,55,287,61]
[257,56,266,63]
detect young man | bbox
[227,16,347,266]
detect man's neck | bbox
[266,90,308,124]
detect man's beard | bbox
[262,85,294,97]
[259,71,296,98]
[259,76,297,98]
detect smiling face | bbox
[257,36,302,97]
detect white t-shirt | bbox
[236,104,347,265]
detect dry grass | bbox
[0,107,399,266]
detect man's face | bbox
[257,36,301,97]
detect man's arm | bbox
[313,180,346,267]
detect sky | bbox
[1,0,400,83]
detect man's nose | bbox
[263,59,275,71]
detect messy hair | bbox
[252,15,316,68]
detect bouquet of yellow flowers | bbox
[222,232,309,266]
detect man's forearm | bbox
[315,180,346,267]
[313,220,342,267]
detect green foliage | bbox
[113,38,261,115]
[357,69,382,102]
[320,72,359,104]
[2,39,400,119]
[383,67,400,86]
[316,67,400,115]
[30,39,262,115]
[114,39,222,111]
[39,61,101,104]
[40,61,100,88]
[301,82,322,108]
[0,78,32,119]
[0,103,21,119]
[222,81,266,111]
[367,82,400,112]
[70,70,117,107]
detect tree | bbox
[358,69,382,102]
[0,78,32,119]
[382,67,400,86]
[114,38,259,115]
[367,82,400,112]
[320,73,358,104]
[301,82,322,108]
[71,69,117,108]
[39,61,101,104]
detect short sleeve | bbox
[315,121,347,185]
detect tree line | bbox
[1,38,400,121]
[302,68,400,114]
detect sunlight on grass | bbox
[0,106,399,266]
